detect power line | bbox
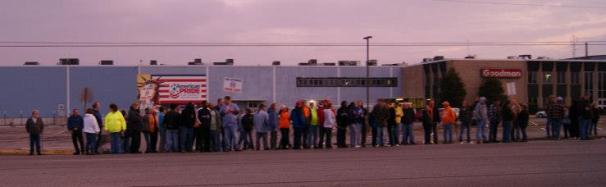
[430,0,606,9]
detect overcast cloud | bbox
[0,0,605,66]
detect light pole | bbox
[363,36,372,109]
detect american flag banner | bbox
[153,75,207,104]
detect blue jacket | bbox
[93,110,103,129]
[267,108,278,131]
[290,107,306,128]
[67,115,84,130]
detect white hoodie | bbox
[83,113,100,133]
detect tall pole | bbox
[364,36,372,109]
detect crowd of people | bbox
[24,95,601,155]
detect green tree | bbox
[478,78,506,103]
[440,68,466,107]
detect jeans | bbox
[195,127,211,152]
[301,126,310,148]
[255,132,268,150]
[270,130,278,150]
[589,121,598,137]
[165,129,179,152]
[423,123,432,144]
[126,130,141,153]
[110,132,121,154]
[459,122,471,143]
[85,133,97,154]
[550,119,562,139]
[476,120,487,143]
[514,120,528,142]
[143,131,158,153]
[95,131,103,153]
[579,118,591,140]
[179,127,194,152]
[443,124,453,143]
[562,122,570,138]
[545,118,552,138]
[349,123,361,147]
[29,134,41,155]
[361,122,368,147]
[293,127,304,149]
[489,121,499,142]
[502,121,512,143]
[402,122,415,144]
[374,126,385,146]
[223,125,239,151]
[71,130,84,154]
[387,125,397,146]
[210,130,222,152]
[279,128,290,149]
[239,130,254,150]
[431,122,439,144]
[336,126,347,147]
[158,128,166,152]
[320,127,333,148]
[308,125,319,148]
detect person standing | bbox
[514,104,530,142]
[197,101,212,152]
[321,102,336,149]
[267,103,279,150]
[278,106,291,149]
[394,102,404,145]
[372,100,389,147]
[302,103,312,149]
[458,101,472,144]
[125,103,143,153]
[208,103,222,152]
[578,96,592,140]
[142,108,158,153]
[91,102,104,154]
[67,108,85,155]
[336,101,350,148]
[474,97,489,144]
[157,106,166,152]
[387,102,398,147]
[488,100,502,143]
[307,102,320,149]
[179,103,196,152]
[422,100,437,144]
[349,101,364,148]
[441,101,457,144]
[355,101,368,148]
[220,96,240,152]
[239,108,255,150]
[291,101,307,150]
[569,101,580,139]
[254,104,270,150]
[501,99,516,143]
[163,104,180,152]
[401,102,416,145]
[590,103,600,138]
[104,104,126,154]
[83,108,100,155]
[546,97,565,140]
[25,110,44,155]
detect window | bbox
[585,72,594,96]
[557,71,566,84]
[571,72,580,84]
[543,72,553,84]
[529,71,537,84]
[599,72,606,98]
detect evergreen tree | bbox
[478,78,506,103]
[440,68,466,107]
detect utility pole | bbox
[363,36,372,109]
[585,42,589,57]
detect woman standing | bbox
[321,102,336,149]
[142,108,158,153]
[83,108,100,155]
[278,106,291,149]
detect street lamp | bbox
[363,36,372,109]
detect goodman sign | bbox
[481,69,522,78]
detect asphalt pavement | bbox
[1,139,605,187]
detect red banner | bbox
[481,69,522,78]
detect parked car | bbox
[535,111,547,118]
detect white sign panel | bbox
[223,77,243,93]
[506,82,517,96]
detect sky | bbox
[0,0,605,66]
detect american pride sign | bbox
[153,75,207,104]
[481,69,522,78]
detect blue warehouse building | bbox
[0,64,403,117]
